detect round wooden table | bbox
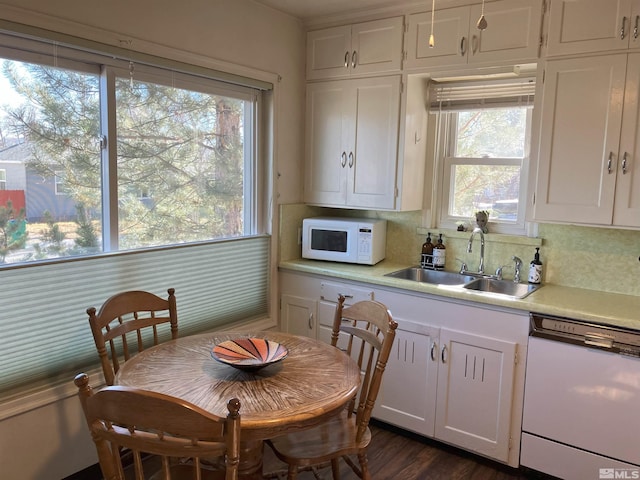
[115,331,361,479]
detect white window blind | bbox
[430,77,535,112]
[0,236,270,395]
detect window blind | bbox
[0,236,270,395]
[429,77,535,112]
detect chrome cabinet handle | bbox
[622,16,628,40]
[344,51,349,67]
[622,152,629,174]
[341,152,347,167]
[430,342,438,361]
[348,152,354,168]
[607,151,614,174]
[471,34,478,54]
[441,344,448,364]
[308,313,314,330]
[635,16,640,39]
[351,51,357,68]
[460,36,467,56]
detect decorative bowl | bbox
[212,337,288,372]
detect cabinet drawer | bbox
[320,281,373,304]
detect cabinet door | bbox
[351,17,404,76]
[373,320,439,437]
[468,0,542,65]
[304,81,350,206]
[614,53,640,227]
[280,294,316,338]
[306,25,352,80]
[533,55,626,224]
[347,76,401,209]
[435,328,516,463]
[405,6,470,69]
[547,0,635,56]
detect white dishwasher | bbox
[521,313,640,480]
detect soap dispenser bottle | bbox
[433,233,446,270]
[528,247,543,284]
[421,233,434,266]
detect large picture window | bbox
[0,44,260,263]
[0,27,273,397]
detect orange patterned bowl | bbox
[212,338,288,372]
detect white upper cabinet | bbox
[304,76,401,210]
[405,0,543,70]
[546,0,640,56]
[532,54,640,227]
[306,17,404,80]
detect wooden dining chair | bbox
[266,294,398,480]
[74,373,241,480]
[87,288,178,385]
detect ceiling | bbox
[253,0,421,23]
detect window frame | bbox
[0,34,266,262]
[0,169,6,190]
[435,105,533,236]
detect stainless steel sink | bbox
[385,267,476,286]
[462,277,542,299]
[385,266,543,299]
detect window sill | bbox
[417,227,542,247]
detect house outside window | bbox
[0,169,5,190]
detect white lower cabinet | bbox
[279,270,528,467]
[280,294,317,339]
[435,328,517,463]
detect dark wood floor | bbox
[73,420,550,480]
[261,420,536,480]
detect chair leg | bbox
[358,453,371,480]
[331,458,340,479]
[287,465,298,480]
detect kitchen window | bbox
[0,169,5,190]
[432,77,534,235]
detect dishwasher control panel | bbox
[530,313,640,357]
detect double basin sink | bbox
[384,266,542,299]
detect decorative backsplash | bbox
[279,204,640,297]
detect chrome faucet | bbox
[467,227,485,274]
[512,256,523,283]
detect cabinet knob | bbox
[460,37,467,56]
[341,152,347,168]
[607,151,614,174]
[621,16,628,40]
[348,152,354,168]
[351,51,357,68]
[622,152,629,175]
[308,313,314,330]
[634,15,639,39]
[344,51,349,68]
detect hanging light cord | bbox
[429,0,436,47]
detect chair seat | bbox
[267,411,372,466]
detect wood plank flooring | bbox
[77,420,549,480]
[261,420,539,480]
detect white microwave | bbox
[301,217,387,265]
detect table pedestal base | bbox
[239,439,264,480]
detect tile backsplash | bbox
[279,204,640,297]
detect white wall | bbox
[0,1,305,478]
